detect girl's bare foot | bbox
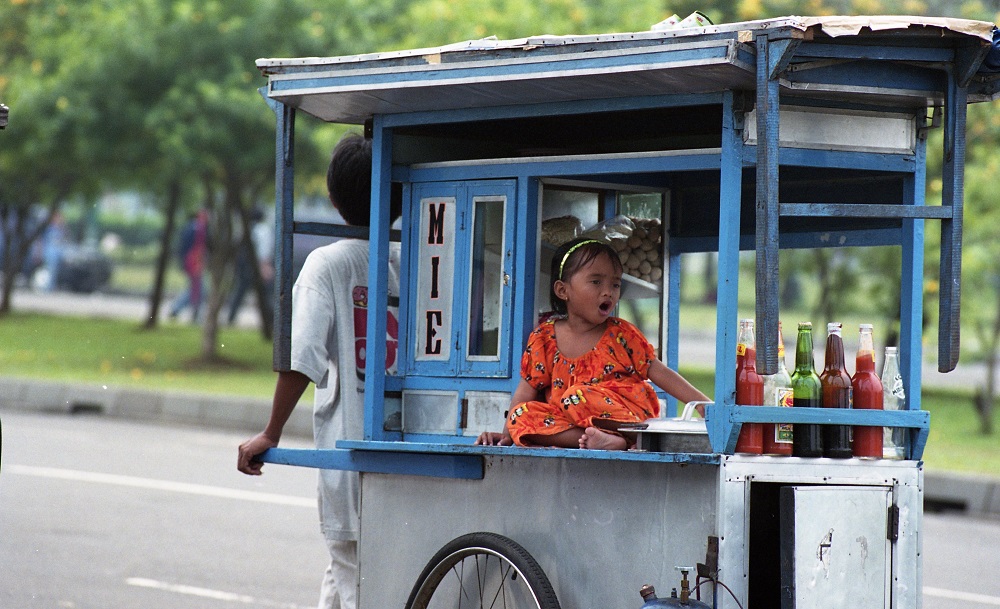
[579,427,627,450]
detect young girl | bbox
[476,237,710,450]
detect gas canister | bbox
[639,584,712,609]
[639,568,712,609]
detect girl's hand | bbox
[475,431,513,446]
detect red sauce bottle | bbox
[852,323,884,458]
[735,318,763,454]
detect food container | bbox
[622,401,712,453]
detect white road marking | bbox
[127,577,311,609]
[5,464,315,508]
[925,586,1000,606]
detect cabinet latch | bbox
[887,504,900,542]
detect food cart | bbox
[254,16,999,608]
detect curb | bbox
[924,470,1000,516]
[2,376,998,517]
[0,377,312,439]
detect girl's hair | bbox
[549,238,623,315]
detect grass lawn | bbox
[0,313,280,398]
[921,388,1000,477]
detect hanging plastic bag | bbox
[579,214,635,244]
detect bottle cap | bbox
[886,346,897,354]
[798,321,811,328]
[860,323,873,330]
[827,322,842,332]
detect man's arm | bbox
[237,370,310,475]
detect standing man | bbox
[226,207,274,326]
[169,209,208,322]
[237,133,401,609]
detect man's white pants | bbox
[318,539,358,609]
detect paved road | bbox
[923,510,1000,609]
[11,287,988,392]
[2,410,999,608]
[0,410,325,609]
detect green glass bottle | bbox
[790,322,823,457]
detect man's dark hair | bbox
[327,133,373,226]
[326,133,402,227]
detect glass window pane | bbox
[468,197,504,358]
[541,188,600,246]
[617,192,665,352]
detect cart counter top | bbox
[261,441,924,482]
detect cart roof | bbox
[258,15,998,125]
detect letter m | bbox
[427,202,446,245]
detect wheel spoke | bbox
[445,559,475,607]
[405,533,560,609]
[478,553,487,607]
[488,559,514,609]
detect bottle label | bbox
[776,422,794,443]
[892,374,905,399]
[736,343,746,357]
[774,386,794,443]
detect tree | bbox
[141,0,398,360]
[0,1,116,314]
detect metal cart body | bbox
[358,456,920,608]
[256,15,998,608]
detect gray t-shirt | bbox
[291,239,400,541]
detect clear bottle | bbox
[852,324,884,458]
[820,322,853,458]
[881,346,906,459]
[762,321,793,455]
[735,318,764,454]
[790,322,823,457]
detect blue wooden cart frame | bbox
[256,16,999,477]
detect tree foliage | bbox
[0,0,998,427]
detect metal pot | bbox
[623,401,712,453]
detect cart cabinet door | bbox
[779,486,892,609]
[409,180,516,378]
[412,185,458,375]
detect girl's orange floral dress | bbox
[507,317,661,445]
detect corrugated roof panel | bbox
[259,16,997,123]
[267,40,753,124]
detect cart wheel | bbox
[404,532,561,609]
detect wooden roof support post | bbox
[711,90,747,453]
[266,91,296,372]
[363,117,395,442]
[754,33,799,375]
[938,69,968,373]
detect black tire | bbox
[405,532,561,609]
